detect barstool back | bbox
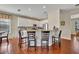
[27,31,36,47]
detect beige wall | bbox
[18,17,40,27]
[47,9,72,40]
[71,19,76,34]
[48,9,60,30]
[9,15,18,38]
[57,9,79,40]
[37,9,60,30]
[60,10,71,40]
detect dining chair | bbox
[0,31,9,45]
[52,30,62,47]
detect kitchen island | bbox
[18,26,53,46]
[26,29,53,46]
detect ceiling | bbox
[0,4,77,20]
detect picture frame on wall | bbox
[60,21,65,26]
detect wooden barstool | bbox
[52,30,62,47]
[41,31,50,50]
[27,31,36,49]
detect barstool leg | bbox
[28,40,30,50]
[7,37,9,44]
[59,41,61,48]
[47,40,49,50]
[19,39,21,48]
[54,38,55,45]
[35,40,36,51]
[0,38,2,46]
[58,38,61,48]
[41,40,43,49]
[19,43,21,48]
[52,38,55,45]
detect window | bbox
[0,19,11,33]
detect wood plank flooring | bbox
[0,36,78,54]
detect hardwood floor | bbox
[0,36,79,54]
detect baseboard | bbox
[61,38,71,40]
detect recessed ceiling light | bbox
[28,8,31,11]
[17,9,21,12]
[43,5,46,9]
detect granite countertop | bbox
[26,29,52,32]
[18,26,52,31]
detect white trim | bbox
[61,37,71,40]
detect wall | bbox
[9,15,18,39]
[71,19,76,34]
[40,9,72,40]
[48,9,60,30]
[60,10,71,40]
[62,8,79,40]
[39,9,60,30]
[18,17,40,27]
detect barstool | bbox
[41,31,50,50]
[27,31,36,49]
[18,30,28,48]
[52,30,62,47]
